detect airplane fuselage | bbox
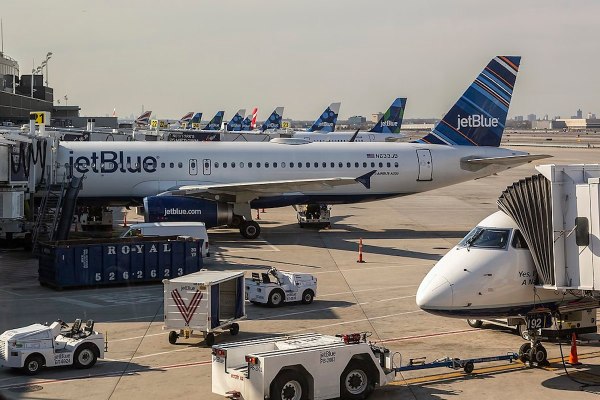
[57,141,525,206]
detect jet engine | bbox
[143,195,233,228]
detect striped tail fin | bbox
[369,98,406,134]
[251,107,258,129]
[415,56,521,147]
[307,102,341,132]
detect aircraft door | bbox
[416,149,433,181]
[189,159,198,175]
[202,159,211,175]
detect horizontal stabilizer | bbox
[463,154,551,166]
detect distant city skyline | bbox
[3,0,599,121]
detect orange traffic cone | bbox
[568,332,581,365]
[261,208,266,213]
[357,238,365,263]
[122,212,128,227]
[256,209,260,220]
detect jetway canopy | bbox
[498,164,600,293]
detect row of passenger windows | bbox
[71,160,400,170]
[212,161,400,169]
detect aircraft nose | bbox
[416,274,453,310]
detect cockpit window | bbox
[458,227,510,249]
[511,229,529,249]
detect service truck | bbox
[245,268,317,307]
[0,319,106,375]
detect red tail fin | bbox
[251,107,258,129]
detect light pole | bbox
[44,52,52,86]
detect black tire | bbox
[240,221,261,239]
[168,331,178,344]
[340,360,375,400]
[205,332,216,347]
[530,344,548,365]
[268,289,285,307]
[301,289,314,305]
[23,354,44,375]
[229,323,240,336]
[467,319,483,328]
[270,370,308,400]
[73,344,98,369]
[463,361,475,374]
[518,343,531,363]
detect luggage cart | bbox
[163,271,246,347]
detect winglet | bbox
[355,170,377,189]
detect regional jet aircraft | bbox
[59,56,546,239]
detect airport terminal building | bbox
[0,52,53,124]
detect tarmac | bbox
[1,139,600,399]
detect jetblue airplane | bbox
[58,56,546,239]
[225,109,246,132]
[304,102,341,133]
[260,107,285,131]
[294,98,406,142]
[416,210,571,318]
[203,111,225,131]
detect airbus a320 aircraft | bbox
[59,56,546,239]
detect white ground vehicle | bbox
[245,268,317,307]
[467,309,597,340]
[296,204,331,228]
[0,319,106,375]
[121,221,210,258]
[212,333,395,400]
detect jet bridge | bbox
[498,164,600,293]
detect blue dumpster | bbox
[38,236,203,290]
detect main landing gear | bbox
[229,211,261,239]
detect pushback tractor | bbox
[211,332,519,400]
[0,319,106,375]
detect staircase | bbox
[31,180,66,253]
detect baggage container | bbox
[38,236,203,289]
[163,270,246,347]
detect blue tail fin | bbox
[261,107,284,131]
[226,109,246,132]
[369,98,406,134]
[203,111,225,130]
[415,56,521,147]
[307,102,341,132]
[240,116,252,131]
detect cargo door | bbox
[416,149,433,181]
[202,159,211,175]
[189,159,198,175]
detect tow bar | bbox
[394,352,519,374]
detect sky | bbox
[2,0,599,121]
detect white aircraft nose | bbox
[416,274,453,310]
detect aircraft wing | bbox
[167,171,377,200]
[464,154,552,166]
